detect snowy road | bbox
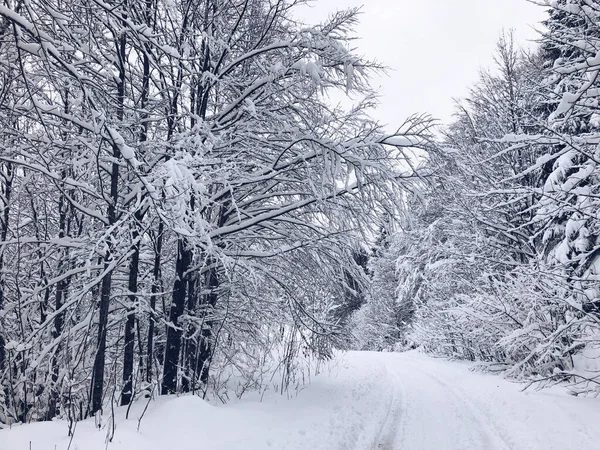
[371,351,600,450]
[3,351,600,450]
[375,353,517,449]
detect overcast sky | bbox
[296,0,547,128]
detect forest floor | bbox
[3,351,600,450]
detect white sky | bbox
[295,0,547,127]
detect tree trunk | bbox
[90,267,113,415]
[146,220,163,384]
[181,270,199,393]
[121,212,142,406]
[0,162,12,374]
[47,192,69,420]
[89,20,125,415]
[161,239,192,395]
[196,261,219,384]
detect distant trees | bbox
[0,0,433,424]
[357,1,600,392]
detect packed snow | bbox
[3,351,600,450]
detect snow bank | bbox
[0,353,394,450]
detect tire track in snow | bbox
[400,357,515,450]
[371,364,406,450]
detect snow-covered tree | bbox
[0,0,434,424]
[368,4,600,392]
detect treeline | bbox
[361,1,600,392]
[0,0,433,424]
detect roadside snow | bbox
[2,351,600,450]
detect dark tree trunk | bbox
[146,219,163,384]
[90,267,113,415]
[161,239,192,395]
[181,271,199,393]
[121,212,142,406]
[47,192,69,420]
[134,0,155,387]
[196,262,219,384]
[89,19,125,415]
[0,162,12,374]
[48,278,66,419]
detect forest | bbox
[0,0,598,431]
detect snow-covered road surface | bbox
[372,351,600,449]
[2,351,600,450]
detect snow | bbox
[161,45,180,58]
[291,59,323,83]
[383,136,420,147]
[106,127,137,162]
[3,351,600,450]
[17,41,42,56]
[554,92,579,116]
